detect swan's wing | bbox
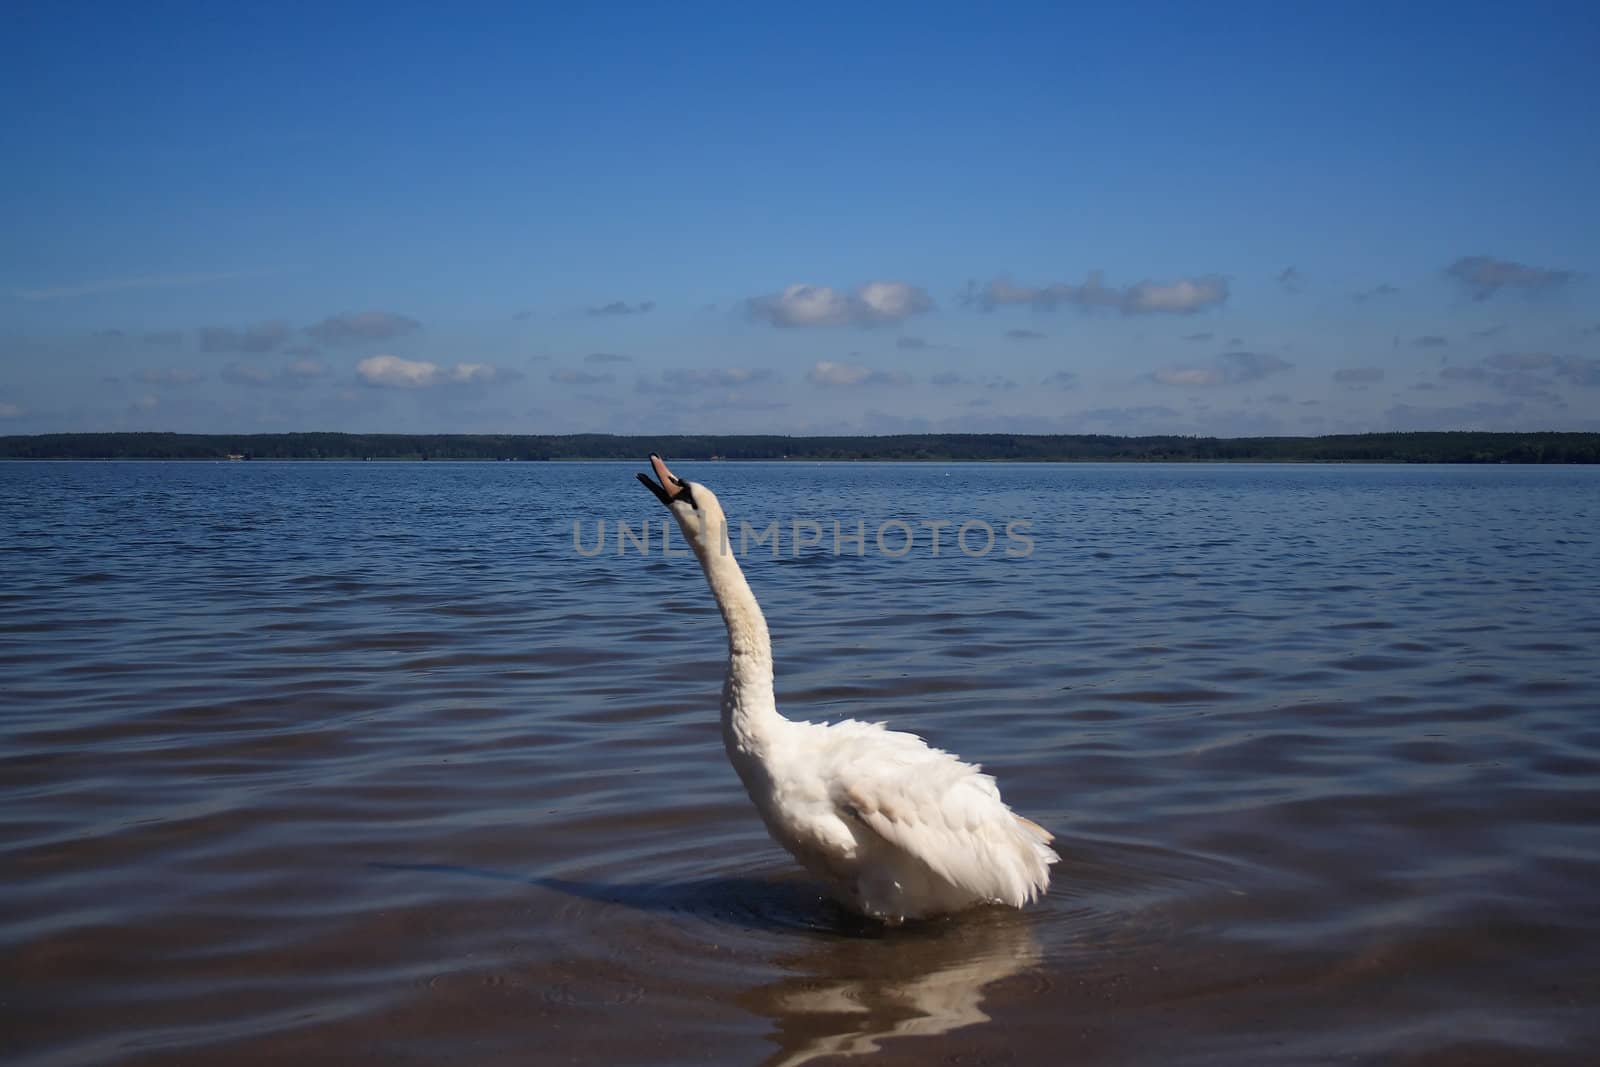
[823,726,1057,907]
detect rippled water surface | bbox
[4,460,1599,1065]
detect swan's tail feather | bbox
[1016,814,1054,842]
[1015,814,1061,873]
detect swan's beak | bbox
[637,453,694,508]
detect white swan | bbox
[638,454,1058,923]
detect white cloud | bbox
[1123,277,1229,314]
[1435,353,1599,398]
[1153,351,1292,387]
[807,360,912,387]
[359,355,439,388]
[1556,356,1600,387]
[0,402,24,418]
[1485,352,1554,371]
[588,300,655,316]
[450,363,501,385]
[660,367,776,387]
[930,371,1017,389]
[357,354,513,388]
[857,281,929,321]
[1350,283,1400,302]
[306,311,422,345]
[1152,366,1225,387]
[223,359,327,387]
[1445,256,1576,301]
[808,360,872,386]
[751,285,849,326]
[975,271,1228,315]
[199,322,291,353]
[749,281,933,327]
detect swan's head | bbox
[637,453,727,548]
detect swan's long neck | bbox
[687,518,785,757]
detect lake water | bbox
[3,460,1598,1066]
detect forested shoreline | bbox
[3,431,1599,463]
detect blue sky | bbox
[3,1,1597,436]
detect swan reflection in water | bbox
[745,910,1042,1067]
[373,863,1043,1065]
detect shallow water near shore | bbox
[3,460,1598,1065]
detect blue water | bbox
[3,461,1598,1065]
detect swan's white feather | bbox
[754,717,1058,921]
[645,458,1059,923]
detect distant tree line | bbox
[3,431,1599,463]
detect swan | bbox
[637,454,1058,923]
